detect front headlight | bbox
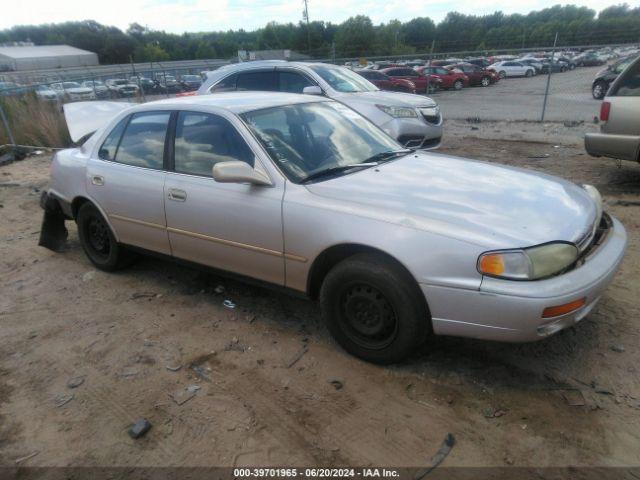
[376,104,418,118]
[478,242,579,280]
[582,184,603,224]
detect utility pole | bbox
[303,0,311,54]
[540,32,558,122]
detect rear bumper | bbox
[422,214,627,342]
[585,132,640,162]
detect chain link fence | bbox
[0,43,638,153]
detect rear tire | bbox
[499,70,506,79]
[76,202,135,271]
[453,79,463,90]
[525,69,533,77]
[592,81,607,100]
[319,253,429,364]
[480,76,490,87]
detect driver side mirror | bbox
[212,161,272,186]
[302,85,323,95]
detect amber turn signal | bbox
[478,253,505,276]
[542,298,586,318]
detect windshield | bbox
[63,82,81,88]
[309,65,378,93]
[113,80,127,85]
[242,101,402,183]
[183,75,199,81]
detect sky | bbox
[0,0,627,33]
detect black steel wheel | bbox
[320,253,430,364]
[77,202,135,271]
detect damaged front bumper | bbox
[38,191,71,252]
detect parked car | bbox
[42,92,627,364]
[106,79,139,97]
[444,63,498,87]
[34,84,59,101]
[155,74,182,93]
[465,58,491,68]
[51,82,96,101]
[488,61,535,78]
[378,67,440,93]
[0,81,27,97]
[585,56,640,162]
[416,66,469,90]
[131,76,158,94]
[591,55,637,100]
[516,58,543,74]
[557,56,577,70]
[355,69,417,94]
[574,53,605,67]
[180,74,202,91]
[81,80,110,99]
[198,61,442,149]
[540,59,569,74]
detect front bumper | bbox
[381,113,443,150]
[422,214,627,342]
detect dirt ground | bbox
[1,121,639,474]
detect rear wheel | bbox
[453,79,463,90]
[525,69,533,77]
[320,253,429,364]
[76,202,134,271]
[480,76,491,87]
[499,70,507,79]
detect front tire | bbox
[480,76,490,87]
[319,253,429,364]
[499,70,507,79]
[525,69,533,77]
[592,81,607,100]
[76,202,134,271]
[453,79,463,90]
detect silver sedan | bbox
[40,92,627,364]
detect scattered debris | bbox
[560,389,585,406]
[82,271,95,282]
[483,407,507,418]
[28,331,38,339]
[563,120,584,128]
[610,345,625,353]
[592,381,614,396]
[527,153,550,159]
[414,433,456,479]
[67,376,85,389]
[165,365,182,372]
[329,379,344,390]
[170,385,200,405]
[613,200,640,207]
[466,116,481,124]
[214,285,225,294]
[191,364,212,382]
[118,367,139,378]
[223,299,236,309]
[128,418,152,439]
[54,394,74,407]
[286,345,308,368]
[15,451,40,464]
[130,292,157,300]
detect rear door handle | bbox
[91,175,104,186]
[168,188,187,202]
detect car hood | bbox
[333,90,436,108]
[304,152,597,249]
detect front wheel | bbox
[320,253,430,364]
[499,70,507,79]
[592,81,607,100]
[525,69,533,77]
[480,76,491,87]
[76,202,135,271]
[453,79,463,90]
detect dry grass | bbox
[0,94,71,149]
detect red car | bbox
[446,63,499,87]
[355,69,416,94]
[378,67,441,93]
[416,66,469,90]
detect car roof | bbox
[141,91,331,114]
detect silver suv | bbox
[198,61,443,149]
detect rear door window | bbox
[98,117,128,161]
[114,112,170,169]
[210,74,237,92]
[236,71,277,91]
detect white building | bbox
[0,44,99,71]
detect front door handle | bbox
[168,188,187,202]
[91,175,104,186]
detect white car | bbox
[51,82,96,101]
[489,61,536,79]
[35,85,59,101]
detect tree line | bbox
[0,4,639,65]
